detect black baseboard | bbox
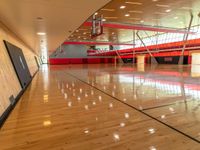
[0,69,39,129]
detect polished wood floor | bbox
[0,64,200,150]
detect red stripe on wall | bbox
[49,58,115,65]
[91,38,200,57]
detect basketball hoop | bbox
[91,14,103,38]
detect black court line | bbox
[143,95,193,111]
[65,71,200,144]
[143,97,194,111]
[142,103,176,111]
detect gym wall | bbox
[0,21,38,118]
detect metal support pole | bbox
[144,31,160,60]
[116,50,124,64]
[59,45,62,52]
[143,31,152,45]
[155,31,159,52]
[179,13,193,65]
[133,30,136,64]
[136,31,158,64]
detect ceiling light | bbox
[154,12,166,15]
[125,2,142,5]
[76,30,79,32]
[120,6,126,9]
[101,8,115,11]
[152,0,158,1]
[152,18,160,21]
[140,20,144,23]
[37,32,46,35]
[104,17,118,19]
[94,12,98,15]
[79,29,88,31]
[174,16,178,19]
[102,18,106,21]
[129,10,143,13]
[165,9,171,12]
[125,14,130,17]
[181,7,192,10]
[156,4,170,8]
[129,17,141,20]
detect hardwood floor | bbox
[0,64,200,149]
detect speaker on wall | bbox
[4,40,32,89]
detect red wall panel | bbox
[49,58,115,65]
[88,58,100,64]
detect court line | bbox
[65,71,200,144]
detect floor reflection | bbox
[191,65,200,77]
[63,64,200,143]
[65,64,200,109]
[0,64,200,149]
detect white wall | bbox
[50,44,112,58]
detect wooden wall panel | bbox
[137,55,145,64]
[192,53,200,65]
[0,21,38,117]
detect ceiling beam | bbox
[63,41,135,46]
[84,22,196,34]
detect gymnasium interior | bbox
[0,0,200,149]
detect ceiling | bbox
[68,0,200,44]
[0,0,111,55]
